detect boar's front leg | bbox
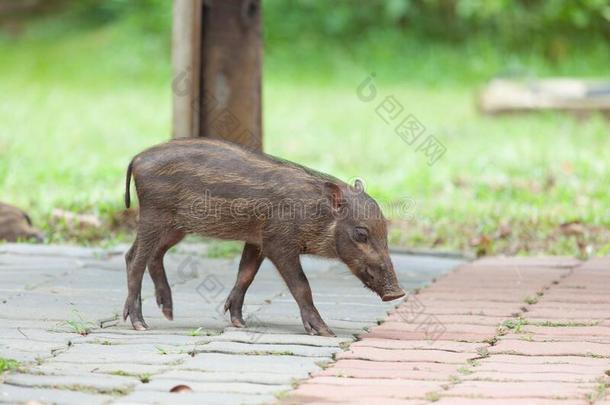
[265,245,334,337]
[224,243,264,327]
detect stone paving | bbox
[281,256,610,405]
[0,243,461,404]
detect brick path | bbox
[282,256,610,405]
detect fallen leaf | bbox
[170,384,193,393]
[52,209,102,229]
[558,221,585,237]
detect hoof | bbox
[132,320,149,331]
[162,306,173,321]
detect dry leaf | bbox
[170,384,193,393]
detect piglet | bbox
[123,138,405,336]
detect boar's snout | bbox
[361,260,405,302]
[382,288,406,301]
[380,266,405,301]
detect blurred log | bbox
[478,79,610,116]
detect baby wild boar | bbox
[124,138,405,336]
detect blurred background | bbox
[0,0,608,257]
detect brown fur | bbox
[0,203,43,243]
[123,138,404,335]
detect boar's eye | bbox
[353,227,369,243]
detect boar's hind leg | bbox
[148,229,185,321]
[224,243,264,327]
[266,249,334,337]
[124,227,161,331]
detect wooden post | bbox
[172,0,202,139]
[172,0,262,151]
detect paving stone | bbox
[315,360,459,380]
[3,372,138,392]
[461,371,601,383]
[520,325,610,343]
[491,338,610,357]
[353,338,483,352]
[447,380,594,398]
[434,398,583,405]
[0,244,461,404]
[479,354,610,367]
[471,256,580,268]
[0,243,106,258]
[209,330,351,346]
[385,313,506,326]
[151,369,297,385]
[50,343,189,365]
[577,257,610,270]
[0,384,113,405]
[291,377,442,400]
[178,353,324,374]
[196,341,341,357]
[78,333,204,346]
[525,308,610,319]
[282,398,427,405]
[134,379,290,395]
[337,347,474,363]
[115,391,275,405]
[475,359,608,375]
[36,362,170,376]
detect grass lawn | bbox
[0,16,608,257]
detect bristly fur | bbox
[122,138,404,334]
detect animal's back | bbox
[133,138,325,199]
[129,138,337,244]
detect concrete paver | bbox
[0,243,460,404]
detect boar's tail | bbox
[125,160,133,208]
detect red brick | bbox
[277,256,610,405]
[354,338,483,352]
[577,257,610,270]
[489,339,610,357]
[363,330,491,342]
[434,398,583,405]
[475,361,606,375]
[448,380,594,398]
[315,366,453,380]
[337,347,474,363]
[478,354,609,366]
[462,371,600,383]
[372,322,497,335]
[283,395,425,405]
[291,377,441,400]
[471,256,580,268]
[386,313,505,326]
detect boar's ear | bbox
[353,178,365,193]
[324,182,345,210]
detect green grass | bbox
[0,14,609,256]
[0,358,20,374]
[59,309,95,336]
